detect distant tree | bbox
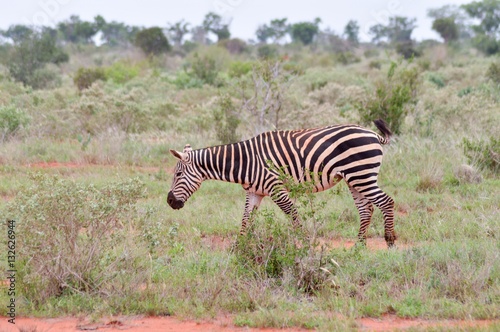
[135,27,171,55]
[428,5,471,39]
[461,0,500,54]
[168,20,190,46]
[191,25,209,44]
[1,25,34,43]
[57,15,98,44]
[202,12,231,42]
[343,20,360,45]
[94,15,138,46]
[290,18,321,45]
[432,17,459,43]
[462,0,500,37]
[7,30,68,88]
[256,18,288,44]
[369,16,419,58]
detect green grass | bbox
[0,42,498,330]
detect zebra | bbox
[167,119,396,247]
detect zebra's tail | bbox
[374,119,392,145]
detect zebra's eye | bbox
[175,172,183,177]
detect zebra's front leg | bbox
[239,191,264,236]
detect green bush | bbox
[428,72,446,88]
[7,30,68,89]
[235,167,334,294]
[228,61,253,78]
[0,105,30,141]
[184,53,219,86]
[486,62,500,84]
[6,173,146,303]
[134,27,171,55]
[334,51,361,65]
[213,92,240,144]
[73,67,107,91]
[462,137,500,173]
[257,44,278,59]
[105,60,140,84]
[357,59,420,134]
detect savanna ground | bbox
[0,41,499,331]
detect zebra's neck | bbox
[193,141,250,184]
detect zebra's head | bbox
[167,144,204,210]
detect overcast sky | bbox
[0,0,472,42]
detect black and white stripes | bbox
[167,120,396,247]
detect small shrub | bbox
[0,105,30,141]
[334,51,361,65]
[73,67,107,91]
[134,27,171,55]
[458,87,473,97]
[219,38,248,54]
[369,60,382,70]
[357,59,420,134]
[428,72,446,89]
[395,42,422,59]
[454,164,482,184]
[213,92,240,144]
[6,173,146,303]
[235,166,335,294]
[364,48,380,58]
[257,44,278,59]
[185,53,219,85]
[228,61,253,78]
[486,62,500,84]
[462,137,500,173]
[105,60,139,84]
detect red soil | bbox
[0,315,496,331]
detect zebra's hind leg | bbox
[352,184,396,248]
[270,188,301,229]
[348,186,374,246]
[239,191,264,236]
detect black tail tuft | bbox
[373,119,392,144]
[374,119,392,137]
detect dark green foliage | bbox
[334,51,361,65]
[6,174,145,302]
[486,61,500,83]
[7,30,68,88]
[428,72,446,88]
[0,106,30,141]
[94,15,139,46]
[257,44,278,59]
[462,137,500,173]
[357,59,420,134]
[290,18,321,45]
[370,16,417,44]
[1,24,33,43]
[135,27,171,55]
[228,61,253,78]
[203,12,231,41]
[186,53,219,85]
[462,0,500,55]
[432,17,459,43]
[73,67,107,91]
[256,18,289,43]
[57,15,98,44]
[472,34,500,55]
[213,93,240,144]
[344,20,360,45]
[167,19,190,46]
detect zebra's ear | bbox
[183,144,192,153]
[170,149,187,161]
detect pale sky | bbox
[0,0,472,42]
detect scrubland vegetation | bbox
[0,2,499,330]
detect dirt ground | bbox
[0,315,497,331]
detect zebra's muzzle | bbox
[167,191,184,210]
